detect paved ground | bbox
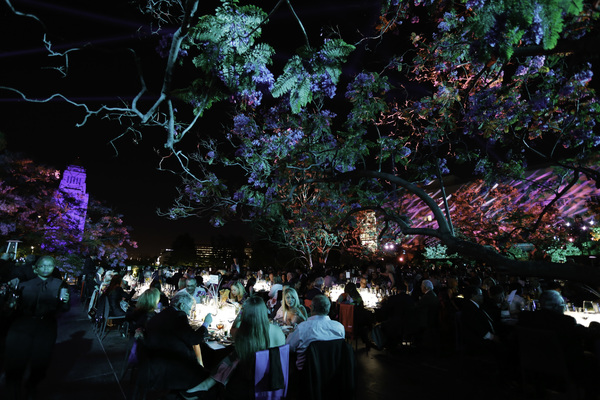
[1,287,530,400]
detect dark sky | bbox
[1,0,380,257]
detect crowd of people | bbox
[2,251,600,399]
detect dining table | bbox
[564,311,600,327]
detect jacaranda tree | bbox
[0,148,136,273]
[2,0,599,281]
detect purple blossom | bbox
[466,0,486,8]
[573,67,593,86]
[310,73,337,98]
[233,191,244,201]
[531,4,544,45]
[529,56,545,74]
[207,151,215,159]
[515,65,529,76]
[248,64,275,90]
[265,186,276,198]
[398,147,412,158]
[531,95,549,112]
[438,20,450,32]
[233,114,255,137]
[156,33,173,58]
[238,89,263,106]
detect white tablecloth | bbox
[564,311,600,327]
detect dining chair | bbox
[254,344,290,400]
[94,295,127,341]
[516,326,582,399]
[338,303,358,349]
[300,339,356,400]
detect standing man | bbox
[231,257,241,275]
[4,255,70,400]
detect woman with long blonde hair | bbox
[274,286,308,326]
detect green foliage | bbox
[272,40,355,113]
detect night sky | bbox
[1,0,379,257]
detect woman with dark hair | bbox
[186,296,285,398]
[336,282,364,307]
[106,274,133,318]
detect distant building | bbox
[57,164,89,233]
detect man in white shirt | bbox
[177,277,206,301]
[286,294,345,370]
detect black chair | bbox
[300,339,355,400]
[516,326,582,399]
[93,294,127,341]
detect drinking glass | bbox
[582,301,594,313]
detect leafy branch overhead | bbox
[2,0,600,280]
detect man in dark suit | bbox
[414,279,440,352]
[517,290,599,398]
[459,285,500,355]
[373,281,417,348]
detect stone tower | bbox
[57,164,89,233]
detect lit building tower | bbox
[57,164,89,233]
[359,210,378,251]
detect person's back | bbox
[517,291,586,377]
[286,294,345,370]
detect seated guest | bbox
[144,291,212,392]
[483,284,510,328]
[100,269,115,292]
[303,277,324,301]
[459,285,501,355]
[274,286,308,326]
[507,282,526,317]
[286,294,345,370]
[106,274,133,318]
[414,279,439,348]
[186,296,285,397]
[245,276,257,297]
[359,277,369,289]
[228,281,247,305]
[373,281,417,349]
[517,289,600,398]
[336,282,363,306]
[126,288,160,337]
[286,271,299,289]
[267,276,284,309]
[150,278,170,309]
[177,277,207,305]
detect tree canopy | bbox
[2,0,599,281]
